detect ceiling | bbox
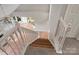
[15,4,49,12]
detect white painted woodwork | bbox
[49,17,71,53]
[49,4,69,53]
[0,4,79,54]
[0,23,38,55]
[49,4,67,41]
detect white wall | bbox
[1,4,20,16]
[0,4,20,18]
[34,21,49,32]
[49,4,67,40]
[64,5,79,37]
[0,5,5,18]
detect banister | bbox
[52,17,71,53]
[0,22,38,55]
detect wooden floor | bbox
[30,38,54,49]
[25,38,55,55]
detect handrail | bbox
[0,23,38,55]
[52,17,71,53]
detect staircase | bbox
[0,22,38,55]
[30,38,54,48]
[25,38,56,55]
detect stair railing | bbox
[0,23,38,55]
[52,17,71,53]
